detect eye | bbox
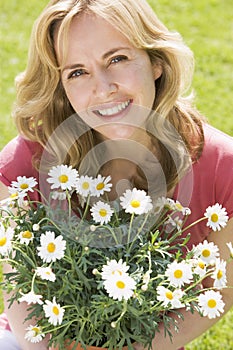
[110,55,128,64]
[67,69,87,79]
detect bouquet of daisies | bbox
[0,164,232,350]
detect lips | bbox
[94,100,131,117]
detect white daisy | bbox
[1,190,26,207]
[37,231,66,263]
[193,240,219,264]
[90,201,113,225]
[212,259,227,289]
[153,196,170,213]
[120,188,153,215]
[43,297,65,326]
[92,175,112,197]
[101,259,130,280]
[204,203,228,231]
[197,290,225,319]
[103,272,136,301]
[19,291,43,305]
[192,259,207,278]
[76,175,93,197]
[154,197,176,211]
[157,286,184,309]
[226,242,233,258]
[0,225,14,256]
[47,164,78,191]
[25,325,45,343]
[19,230,34,245]
[10,176,37,193]
[174,200,191,216]
[165,261,193,288]
[51,191,67,201]
[36,266,56,282]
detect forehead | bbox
[55,12,134,64]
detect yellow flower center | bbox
[22,230,32,239]
[202,249,211,258]
[32,327,40,335]
[116,280,125,289]
[130,200,140,208]
[198,261,205,269]
[82,182,90,190]
[0,237,7,247]
[174,269,183,279]
[52,306,60,315]
[99,209,107,217]
[47,242,56,253]
[207,299,217,308]
[165,291,173,300]
[10,192,18,199]
[59,174,68,183]
[217,270,223,280]
[96,182,104,190]
[211,213,219,223]
[20,183,29,190]
[46,271,51,275]
[175,203,183,210]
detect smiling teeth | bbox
[98,100,130,116]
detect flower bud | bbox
[33,224,40,231]
[141,284,148,291]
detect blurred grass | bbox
[0,0,233,349]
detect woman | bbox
[0,0,233,349]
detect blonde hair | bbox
[13,0,205,190]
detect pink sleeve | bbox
[174,125,233,248]
[0,136,41,201]
[0,136,40,187]
[210,127,233,219]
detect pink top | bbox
[1,124,233,249]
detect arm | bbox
[135,217,233,350]
[0,181,51,350]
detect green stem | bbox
[80,195,91,222]
[99,225,119,245]
[127,213,135,245]
[115,299,128,324]
[31,271,37,292]
[66,190,72,218]
[180,216,207,234]
[126,212,150,259]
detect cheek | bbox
[63,83,88,113]
[118,64,156,103]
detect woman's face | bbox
[58,13,162,140]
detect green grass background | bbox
[0,0,232,349]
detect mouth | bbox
[94,99,131,117]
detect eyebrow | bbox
[62,47,130,72]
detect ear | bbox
[153,63,163,80]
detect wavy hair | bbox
[13,0,205,191]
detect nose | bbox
[92,69,117,99]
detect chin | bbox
[96,125,137,140]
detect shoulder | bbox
[194,123,233,215]
[202,123,233,157]
[0,135,41,186]
[175,124,233,245]
[194,124,233,177]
